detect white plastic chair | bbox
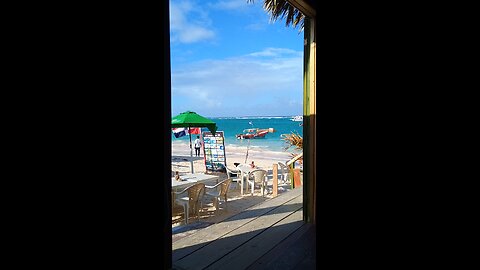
[236,164,252,195]
[225,166,241,190]
[204,178,232,213]
[246,169,268,196]
[173,183,205,224]
[277,162,290,184]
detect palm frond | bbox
[281,131,303,164]
[246,0,305,30]
[281,131,303,151]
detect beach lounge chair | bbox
[278,162,290,184]
[204,178,232,214]
[246,169,268,197]
[173,183,205,224]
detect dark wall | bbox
[161,0,173,268]
[25,2,172,268]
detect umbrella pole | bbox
[245,138,250,164]
[189,127,194,174]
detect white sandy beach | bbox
[171,141,293,174]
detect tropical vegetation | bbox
[247,0,305,30]
[281,131,303,164]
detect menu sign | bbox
[202,131,226,172]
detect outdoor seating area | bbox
[171,164,302,233]
[170,112,306,250]
[170,113,309,268]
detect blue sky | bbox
[170,0,304,117]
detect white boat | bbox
[290,115,303,122]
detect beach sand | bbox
[171,141,292,174]
[171,141,301,241]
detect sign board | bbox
[202,131,226,172]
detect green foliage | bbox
[281,131,303,163]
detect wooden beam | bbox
[287,0,316,18]
[293,168,302,188]
[273,164,278,197]
[303,17,316,224]
[286,152,303,166]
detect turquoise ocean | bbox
[171,116,303,153]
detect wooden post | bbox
[272,164,278,197]
[290,164,294,189]
[293,168,302,188]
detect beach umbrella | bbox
[171,111,217,173]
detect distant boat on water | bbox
[290,115,303,122]
[236,128,275,139]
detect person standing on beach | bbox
[194,136,202,157]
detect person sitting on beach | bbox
[250,161,255,168]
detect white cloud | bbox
[172,48,303,117]
[245,22,267,31]
[248,47,301,57]
[170,1,215,44]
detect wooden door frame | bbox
[162,0,316,267]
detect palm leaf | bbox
[281,131,303,164]
[247,0,305,30]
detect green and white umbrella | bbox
[171,111,217,173]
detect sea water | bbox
[171,116,303,153]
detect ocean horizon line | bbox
[208,115,300,119]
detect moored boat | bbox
[236,128,275,139]
[290,115,303,121]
